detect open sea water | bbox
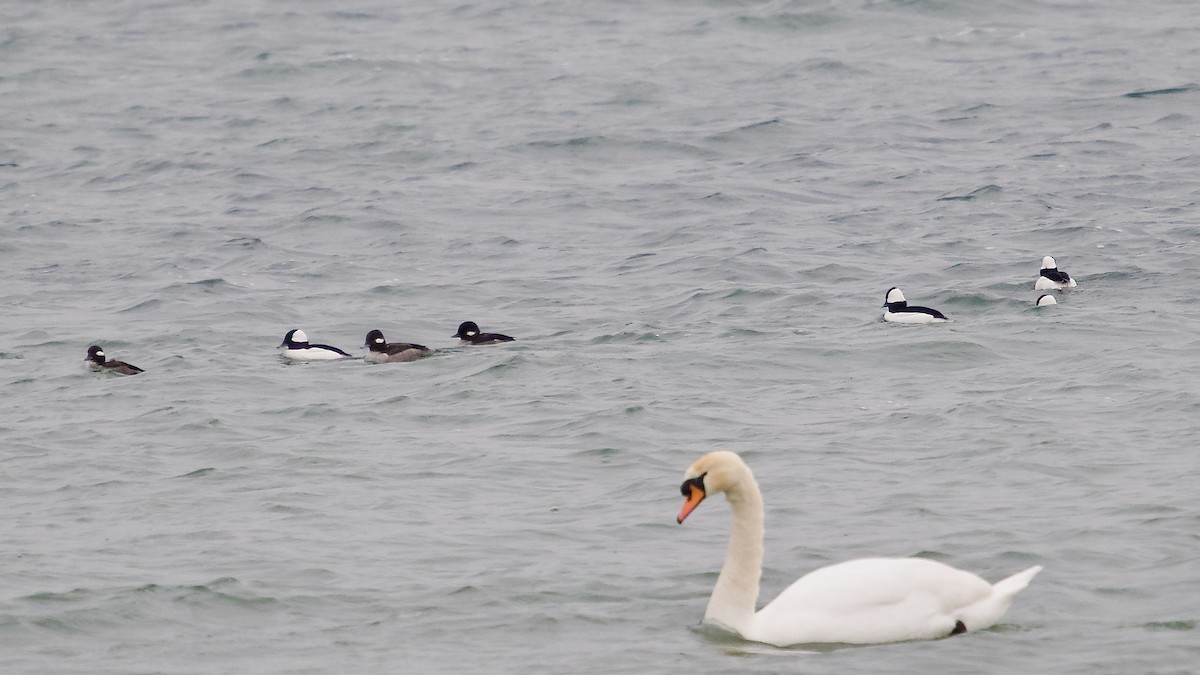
[2,0,1199,672]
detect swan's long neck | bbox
[704,468,764,636]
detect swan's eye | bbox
[679,473,707,497]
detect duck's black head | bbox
[453,321,480,338]
[365,329,387,350]
[85,345,106,365]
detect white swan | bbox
[676,451,1041,646]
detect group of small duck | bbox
[280,321,515,363]
[86,256,1079,375]
[85,320,514,376]
[882,255,1078,324]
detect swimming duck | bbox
[883,287,948,323]
[452,321,515,345]
[85,345,144,375]
[364,329,434,363]
[279,329,352,361]
[1035,256,1076,290]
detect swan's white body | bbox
[678,451,1041,647]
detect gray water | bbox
[2,0,1199,672]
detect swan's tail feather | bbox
[993,565,1043,599]
[960,565,1042,632]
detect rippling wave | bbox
[3,0,1200,672]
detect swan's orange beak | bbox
[677,482,706,524]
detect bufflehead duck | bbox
[1035,256,1076,290]
[452,321,515,345]
[1035,294,1058,307]
[364,329,434,363]
[85,345,144,375]
[279,329,352,360]
[882,287,948,323]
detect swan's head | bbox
[677,450,750,524]
[1041,256,1057,269]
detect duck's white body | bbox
[283,345,350,361]
[883,308,947,324]
[678,451,1041,647]
[1035,276,1076,290]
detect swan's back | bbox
[748,558,1041,646]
